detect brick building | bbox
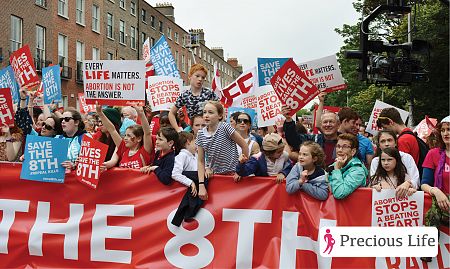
[0,0,241,107]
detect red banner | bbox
[76,136,108,189]
[0,88,15,127]
[78,93,96,114]
[271,58,320,116]
[9,45,40,89]
[0,162,448,268]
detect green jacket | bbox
[329,156,368,199]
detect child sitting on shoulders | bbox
[286,141,329,200]
[172,132,198,195]
[141,127,179,185]
[236,133,292,183]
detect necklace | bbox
[385,175,397,189]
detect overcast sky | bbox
[146,0,361,70]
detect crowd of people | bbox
[1,64,448,255]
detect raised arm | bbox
[168,105,182,132]
[134,106,153,153]
[315,92,326,129]
[96,105,122,147]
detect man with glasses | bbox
[376,108,421,166]
[328,133,368,199]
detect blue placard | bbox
[227,107,258,129]
[257,58,290,87]
[0,66,20,104]
[21,135,70,183]
[42,65,62,104]
[150,35,181,78]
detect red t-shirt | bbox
[116,140,153,169]
[323,140,336,166]
[422,148,450,194]
[398,128,420,165]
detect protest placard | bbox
[312,104,341,134]
[256,85,283,127]
[142,37,151,63]
[0,88,14,127]
[257,58,289,87]
[0,66,20,104]
[78,93,96,114]
[220,67,257,108]
[42,65,62,104]
[9,45,40,89]
[21,135,69,183]
[75,136,108,189]
[413,117,437,142]
[83,60,146,106]
[227,107,257,128]
[147,76,183,111]
[371,189,424,227]
[298,55,347,93]
[270,58,319,116]
[150,35,180,78]
[366,100,409,135]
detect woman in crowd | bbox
[369,147,416,197]
[235,112,260,156]
[40,115,63,137]
[370,130,420,192]
[57,108,90,170]
[286,141,328,200]
[328,133,368,199]
[0,124,23,162]
[169,64,218,131]
[100,106,153,169]
[196,101,249,200]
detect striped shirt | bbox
[196,122,238,174]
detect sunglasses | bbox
[43,123,54,131]
[62,117,74,122]
[237,118,250,124]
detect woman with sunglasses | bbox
[56,108,90,171]
[236,113,260,156]
[40,115,63,137]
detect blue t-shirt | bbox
[357,134,374,164]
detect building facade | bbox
[0,0,241,107]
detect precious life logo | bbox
[319,227,438,257]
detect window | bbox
[182,36,185,48]
[174,32,179,44]
[92,5,100,32]
[58,34,68,67]
[130,26,136,49]
[10,16,22,52]
[150,15,155,28]
[35,25,46,70]
[151,37,155,47]
[167,27,172,40]
[141,32,146,46]
[58,0,68,17]
[141,9,146,23]
[119,20,125,44]
[106,13,113,39]
[76,0,85,25]
[92,47,100,60]
[188,58,192,70]
[35,0,47,8]
[181,54,186,73]
[130,2,136,16]
[159,21,163,33]
[76,41,85,82]
[175,51,178,66]
[107,52,113,60]
[119,0,125,9]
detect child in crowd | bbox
[184,114,206,138]
[368,147,416,196]
[196,101,249,200]
[169,64,218,131]
[285,141,329,200]
[172,132,198,195]
[100,106,153,169]
[141,127,179,185]
[236,133,292,183]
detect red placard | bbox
[75,136,108,189]
[0,88,15,127]
[78,93,96,114]
[271,58,320,116]
[9,45,40,89]
[0,163,448,268]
